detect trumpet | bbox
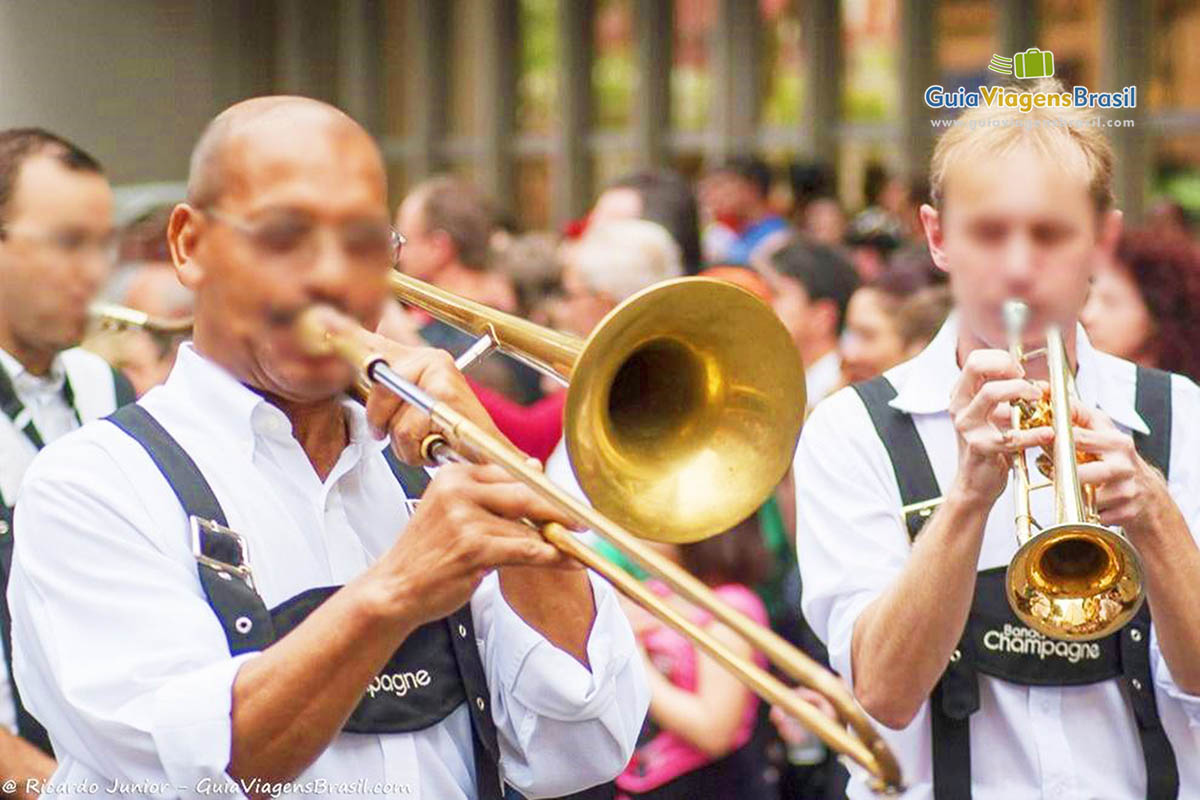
[902,301,1144,641]
[301,274,904,793]
[1002,300,1144,641]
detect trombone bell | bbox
[390,272,807,544]
[566,278,806,544]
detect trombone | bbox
[90,281,906,793]
[310,274,902,793]
[901,300,1144,642]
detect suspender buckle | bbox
[190,516,255,590]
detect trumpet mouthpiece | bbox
[1003,300,1029,338]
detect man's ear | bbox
[1098,208,1123,258]
[167,204,205,290]
[430,229,457,265]
[919,203,949,274]
[809,297,840,342]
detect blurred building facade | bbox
[1,0,1197,228]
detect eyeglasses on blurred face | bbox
[201,207,405,266]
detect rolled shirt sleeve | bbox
[9,437,252,799]
[793,388,914,687]
[472,569,649,798]
[1150,375,1200,729]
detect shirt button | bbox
[476,697,486,711]
[1131,678,1144,691]
[458,624,468,638]
[0,520,9,536]
[1130,629,1143,643]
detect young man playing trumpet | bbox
[8,97,647,799]
[794,81,1200,798]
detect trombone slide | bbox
[295,305,904,794]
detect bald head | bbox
[187,96,383,209]
[168,96,395,404]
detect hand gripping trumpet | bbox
[901,300,1145,641]
[1002,300,1145,641]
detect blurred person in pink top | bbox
[616,518,774,800]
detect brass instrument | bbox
[390,271,802,543]
[1003,300,1144,641]
[901,300,1144,641]
[299,274,904,793]
[88,302,194,335]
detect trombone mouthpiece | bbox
[293,306,345,357]
[293,305,384,378]
[1003,300,1029,340]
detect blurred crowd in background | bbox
[86,155,1200,800]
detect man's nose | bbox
[999,233,1036,285]
[306,228,352,291]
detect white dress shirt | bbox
[0,347,120,504]
[9,344,648,799]
[794,314,1200,800]
[0,346,122,736]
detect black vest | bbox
[852,365,1179,800]
[106,404,613,800]
[0,360,134,756]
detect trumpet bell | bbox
[565,278,806,544]
[1007,522,1145,641]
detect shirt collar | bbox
[0,347,68,396]
[888,312,1149,435]
[162,344,384,460]
[1074,326,1149,435]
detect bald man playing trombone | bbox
[6,97,647,800]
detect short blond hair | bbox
[929,79,1115,213]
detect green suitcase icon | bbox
[1013,48,1054,79]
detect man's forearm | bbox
[499,566,596,667]
[1129,491,1200,693]
[0,729,54,799]
[852,488,991,728]
[228,577,418,791]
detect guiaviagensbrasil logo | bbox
[925,46,1136,113]
[988,48,1054,80]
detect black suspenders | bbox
[852,366,1179,800]
[0,359,132,756]
[1128,366,1179,800]
[106,404,504,800]
[106,404,615,800]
